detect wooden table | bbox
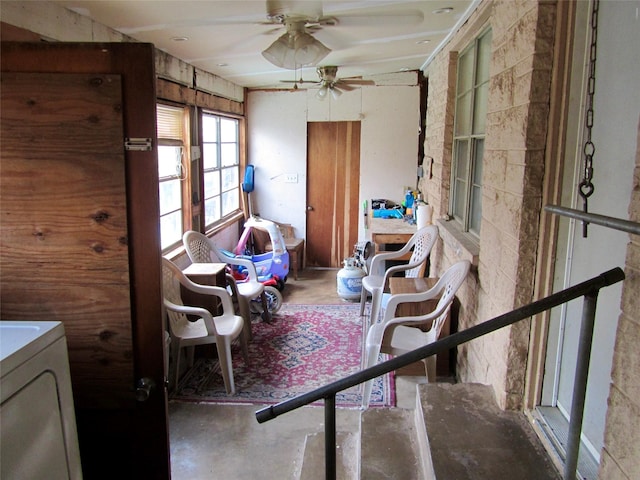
[368,217,416,260]
[181,262,227,316]
[383,277,453,378]
[181,262,228,358]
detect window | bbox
[201,112,240,229]
[451,29,492,237]
[156,105,243,251]
[157,104,187,250]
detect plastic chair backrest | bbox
[162,257,203,339]
[405,225,439,278]
[425,260,471,339]
[162,257,184,307]
[376,260,471,335]
[183,230,220,263]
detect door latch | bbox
[125,138,152,151]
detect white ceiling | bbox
[52,0,475,89]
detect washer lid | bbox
[0,321,64,376]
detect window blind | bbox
[157,104,184,145]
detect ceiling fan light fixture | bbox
[295,35,331,66]
[262,21,331,70]
[316,85,329,100]
[330,87,342,100]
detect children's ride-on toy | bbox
[234,216,290,289]
[226,262,283,315]
[219,216,290,316]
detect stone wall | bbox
[421,0,557,409]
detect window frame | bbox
[157,102,190,251]
[450,28,492,238]
[199,109,244,233]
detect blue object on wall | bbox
[242,165,255,193]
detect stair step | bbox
[299,431,359,480]
[360,407,425,479]
[418,383,560,480]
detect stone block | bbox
[489,105,529,150]
[619,266,640,326]
[489,69,516,110]
[484,150,508,190]
[499,244,520,282]
[525,103,552,148]
[611,315,640,401]
[601,386,640,479]
[505,160,526,194]
[599,449,631,480]
[629,165,640,222]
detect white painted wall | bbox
[246,75,420,242]
[246,90,310,235]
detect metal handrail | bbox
[255,267,625,480]
[545,204,640,235]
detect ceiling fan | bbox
[115,1,424,72]
[282,66,375,99]
[259,1,423,70]
[261,17,332,69]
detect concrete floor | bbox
[169,268,426,479]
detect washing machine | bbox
[0,321,82,479]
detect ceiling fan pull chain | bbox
[578,0,599,238]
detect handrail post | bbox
[564,291,598,480]
[325,395,336,480]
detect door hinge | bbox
[125,137,152,151]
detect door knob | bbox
[135,377,156,402]
[307,205,314,211]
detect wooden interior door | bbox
[306,121,361,267]
[1,42,168,479]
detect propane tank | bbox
[337,258,366,301]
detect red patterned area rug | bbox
[170,304,395,408]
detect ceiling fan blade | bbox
[335,83,355,92]
[340,79,375,86]
[318,10,424,27]
[117,14,272,35]
[280,79,320,84]
[261,26,284,36]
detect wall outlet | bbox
[284,173,298,183]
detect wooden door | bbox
[306,122,361,267]
[1,43,168,479]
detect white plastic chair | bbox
[361,260,471,409]
[359,225,439,326]
[162,257,248,394]
[183,230,270,324]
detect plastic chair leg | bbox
[361,343,382,409]
[259,292,272,322]
[171,341,181,392]
[240,327,250,364]
[369,290,383,327]
[425,356,437,382]
[216,338,235,395]
[359,287,368,316]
